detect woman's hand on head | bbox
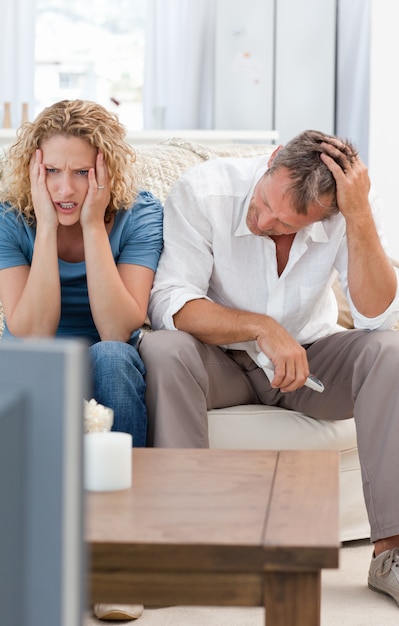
[80,152,111,229]
[29,149,59,230]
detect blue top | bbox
[0,190,163,343]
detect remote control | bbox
[254,351,324,393]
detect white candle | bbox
[84,432,132,491]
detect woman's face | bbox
[40,134,97,226]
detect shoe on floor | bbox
[368,547,399,606]
[93,604,144,621]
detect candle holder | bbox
[84,431,132,491]
[83,398,132,491]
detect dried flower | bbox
[84,398,114,433]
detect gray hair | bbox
[267,129,358,217]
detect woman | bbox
[0,99,163,448]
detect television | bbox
[0,338,90,626]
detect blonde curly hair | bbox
[0,99,138,223]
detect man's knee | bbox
[140,329,198,365]
[360,329,399,360]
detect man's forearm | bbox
[173,298,269,346]
[346,215,397,317]
[173,298,309,391]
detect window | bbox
[34,0,147,129]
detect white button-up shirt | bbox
[149,154,399,352]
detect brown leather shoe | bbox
[93,604,144,621]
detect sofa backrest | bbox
[131,138,276,202]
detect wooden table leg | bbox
[263,570,321,626]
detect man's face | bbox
[246,167,331,237]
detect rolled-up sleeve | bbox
[148,173,215,330]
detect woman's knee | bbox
[90,340,145,376]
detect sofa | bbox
[0,137,382,542]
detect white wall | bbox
[369,0,399,258]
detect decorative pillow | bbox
[132,138,275,202]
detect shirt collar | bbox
[305,220,330,243]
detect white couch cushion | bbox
[208,404,356,453]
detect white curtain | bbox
[144,0,371,151]
[336,0,371,162]
[143,0,216,129]
[0,0,36,128]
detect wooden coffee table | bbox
[86,448,339,626]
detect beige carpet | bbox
[84,540,399,625]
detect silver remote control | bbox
[254,351,324,393]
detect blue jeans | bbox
[89,340,147,447]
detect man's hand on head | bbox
[319,138,371,222]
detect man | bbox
[140,130,399,605]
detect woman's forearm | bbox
[5,228,61,336]
[83,224,150,341]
